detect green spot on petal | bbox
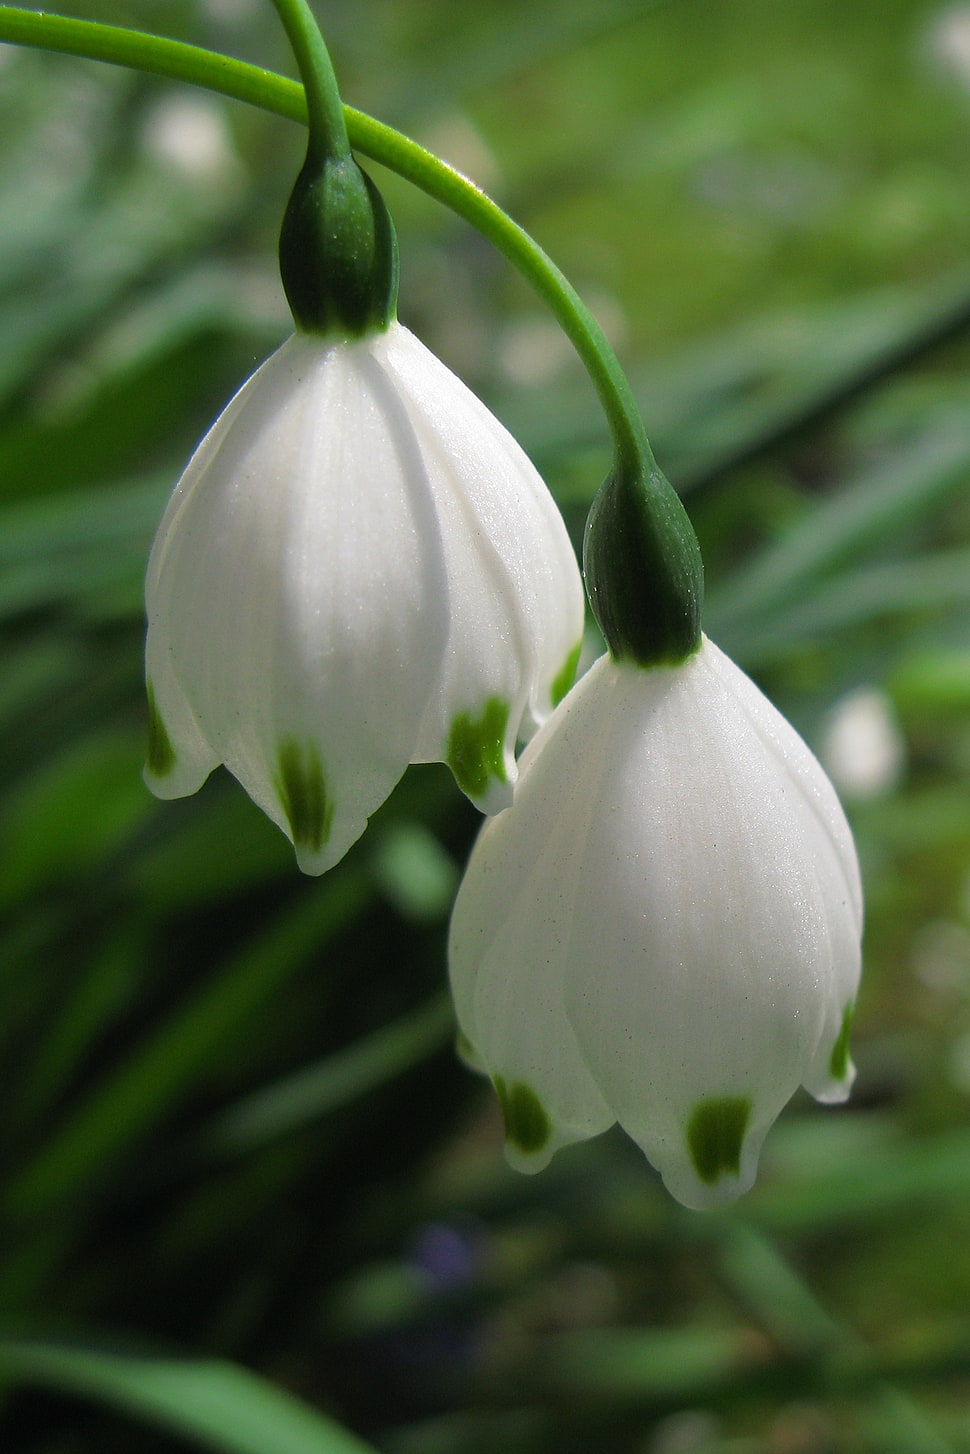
[687,1096,751,1186]
[493,1075,551,1156]
[829,1000,855,1081]
[551,640,582,707]
[447,697,509,800]
[455,1030,481,1070]
[146,682,176,777]
[275,739,333,853]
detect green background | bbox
[2,1,970,1450]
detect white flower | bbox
[448,637,863,1211]
[144,321,584,874]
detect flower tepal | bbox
[448,637,863,1210]
[145,322,585,873]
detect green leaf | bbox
[706,419,970,641]
[3,874,370,1218]
[0,1334,378,1454]
[0,474,168,619]
[0,727,151,911]
[200,991,453,1155]
[725,548,970,664]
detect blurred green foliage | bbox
[1,1,970,1451]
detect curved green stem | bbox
[268,0,349,163]
[352,113,649,477]
[0,5,648,475]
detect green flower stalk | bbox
[270,0,397,336]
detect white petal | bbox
[144,650,220,800]
[449,667,617,1169]
[146,322,584,867]
[373,326,585,811]
[448,641,863,1210]
[559,647,861,1207]
[146,330,450,872]
[700,641,862,1106]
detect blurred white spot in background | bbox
[929,5,970,83]
[648,1409,722,1454]
[500,289,627,387]
[499,314,574,386]
[141,94,243,192]
[419,113,501,193]
[201,0,263,23]
[820,685,905,800]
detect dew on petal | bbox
[447,697,509,800]
[493,1075,552,1155]
[829,1000,855,1082]
[146,681,177,778]
[551,640,583,708]
[274,739,333,853]
[686,1096,751,1186]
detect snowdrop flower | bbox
[820,685,904,800]
[449,636,863,1210]
[144,320,585,873]
[143,6,588,877]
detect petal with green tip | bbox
[687,1097,751,1186]
[274,739,333,857]
[449,638,863,1210]
[493,1076,552,1158]
[144,322,584,872]
[145,681,176,779]
[447,697,510,809]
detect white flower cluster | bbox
[145,323,863,1208]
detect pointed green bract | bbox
[687,1096,751,1186]
[447,697,509,800]
[493,1076,551,1155]
[274,738,333,852]
[551,641,582,707]
[145,682,176,778]
[829,1000,856,1081]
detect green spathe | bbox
[279,152,399,339]
[686,1096,751,1186]
[447,697,510,800]
[583,457,703,668]
[493,1076,552,1156]
[145,681,176,778]
[274,739,333,852]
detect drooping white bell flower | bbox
[144,321,585,874]
[448,636,863,1211]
